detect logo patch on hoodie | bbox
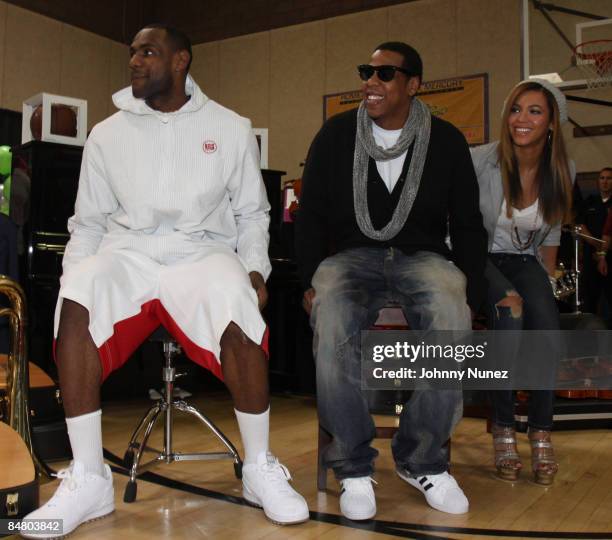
[203,140,217,153]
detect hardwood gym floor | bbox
[12,393,612,539]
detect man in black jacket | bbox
[295,42,487,520]
[577,167,612,316]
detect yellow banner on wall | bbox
[323,73,489,145]
[324,90,363,120]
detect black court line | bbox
[103,449,612,539]
[104,450,441,539]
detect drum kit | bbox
[552,261,576,302]
[555,226,612,400]
[555,225,607,312]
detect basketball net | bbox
[574,40,612,89]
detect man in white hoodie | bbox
[21,24,309,538]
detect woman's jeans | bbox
[310,247,471,479]
[485,253,560,430]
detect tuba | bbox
[0,275,52,477]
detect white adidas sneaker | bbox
[242,451,309,525]
[20,462,114,539]
[397,467,469,514]
[339,476,377,521]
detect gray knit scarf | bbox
[353,98,431,240]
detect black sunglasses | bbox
[357,64,412,82]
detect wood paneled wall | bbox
[0,1,129,130]
[0,0,609,176]
[192,0,523,180]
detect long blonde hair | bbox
[498,81,573,225]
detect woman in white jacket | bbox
[471,79,573,485]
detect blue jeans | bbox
[310,247,471,479]
[485,254,560,430]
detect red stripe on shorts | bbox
[54,299,269,383]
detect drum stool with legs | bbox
[123,326,242,502]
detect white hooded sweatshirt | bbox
[62,75,271,280]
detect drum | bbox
[552,263,576,301]
[556,313,611,399]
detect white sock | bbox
[234,407,270,464]
[65,409,105,476]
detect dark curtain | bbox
[0,108,22,148]
[0,109,21,352]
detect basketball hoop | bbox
[573,39,612,89]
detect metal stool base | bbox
[123,339,242,502]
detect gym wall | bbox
[0,0,609,176]
[0,1,128,131]
[190,0,522,181]
[529,0,612,172]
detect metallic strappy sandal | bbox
[528,429,558,486]
[492,424,522,481]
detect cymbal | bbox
[561,225,606,245]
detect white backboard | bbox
[522,0,612,90]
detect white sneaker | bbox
[242,451,309,525]
[397,467,468,514]
[20,462,114,539]
[339,476,377,521]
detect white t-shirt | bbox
[372,122,407,193]
[492,199,544,253]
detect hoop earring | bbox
[547,130,553,145]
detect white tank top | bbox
[492,199,544,253]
